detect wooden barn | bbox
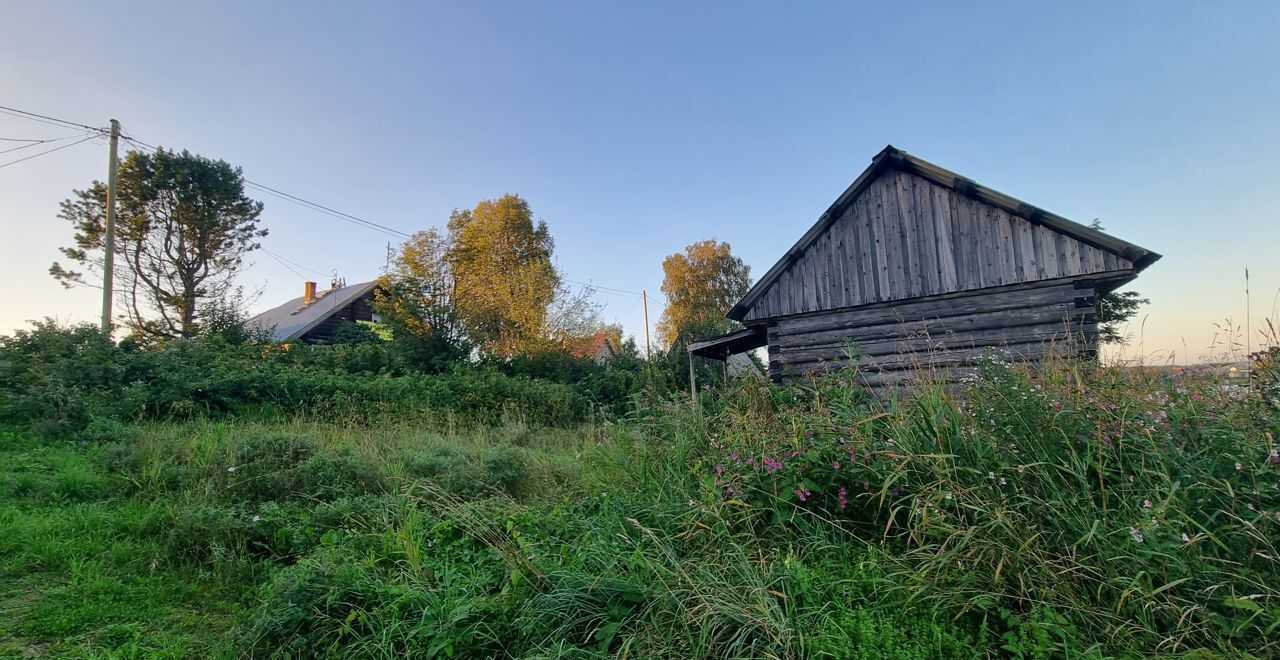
[688,146,1160,389]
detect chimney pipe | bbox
[304,281,317,303]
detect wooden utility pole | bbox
[100,119,120,335]
[642,289,651,357]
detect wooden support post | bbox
[688,351,697,409]
[100,118,120,335]
[642,290,651,358]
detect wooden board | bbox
[740,169,1136,322]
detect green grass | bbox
[0,356,1276,657]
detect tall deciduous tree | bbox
[658,238,751,347]
[50,148,265,338]
[446,194,559,355]
[375,228,471,371]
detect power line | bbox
[2,103,652,308]
[120,134,412,239]
[0,104,108,134]
[261,247,329,277]
[262,249,308,279]
[0,135,97,170]
[0,133,83,155]
[244,180,411,238]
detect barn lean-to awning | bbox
[686,326,767,359]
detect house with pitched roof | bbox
[248,279,380,343]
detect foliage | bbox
[3,321,1277,657]
[0,321,597,433]
[658,238,751,348]
[196,289,275,346]
[447,194,560,355]
[1097,290,1150,344]
[50,148,266,339]
[704,356,1280,656]
[374,228,472,371]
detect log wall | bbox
[764,277,1099,387]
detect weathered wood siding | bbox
[744,170,1131,322]
[300,296,376,344]
[765,278,1098,386]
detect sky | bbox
[1,1,1278,364]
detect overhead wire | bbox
[261,248,329,277]
[3,103,657,322]
[0,135,98,170]
[0,133,84,155]
[120,133,412,239]
[0,104,109,133]
[261,250,309,280]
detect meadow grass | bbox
[0,355,1276,657]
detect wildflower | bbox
[838,487,848,510]
[1270,450,1279,465]
[795,488,810,502]
[833,461,841,470]
[944,493,953,501]
[1181,533,1190,543]
[227,466,237,473]
[1236,462,1243,471]
[999,478,1007,486]
[1130,527,1145,543]
[688,499,696,506]
[1143,500,1153,509]
[731,452,740,462]
[987,471,995,480]
[715,464,725,474]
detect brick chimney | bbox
[303,281,317,304]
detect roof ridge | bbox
[727,146,1161,321]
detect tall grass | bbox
[2,351,1276,656]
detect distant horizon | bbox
[2,2,1277,364]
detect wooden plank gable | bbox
[741,169,1135,322]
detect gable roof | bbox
[248,280,379,342]
[728,145,1161,322]
[567,330,617,360]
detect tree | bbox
[657,238,751,347]
[1097,290,1150,345]
[374,228,471,371]
[1085,220,1149,344]
[51,148,265,338]
[445,194,559,355]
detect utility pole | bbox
[100,119,120,335]
[642,289,651,357]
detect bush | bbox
[0,322,599,435]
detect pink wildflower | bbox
[838,487,848,510]
[715,464,725,474]
[833,461,841,470]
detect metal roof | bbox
[247,280,379,342]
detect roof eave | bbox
[727,145,1162,322]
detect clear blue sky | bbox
[2,1,1278,362]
